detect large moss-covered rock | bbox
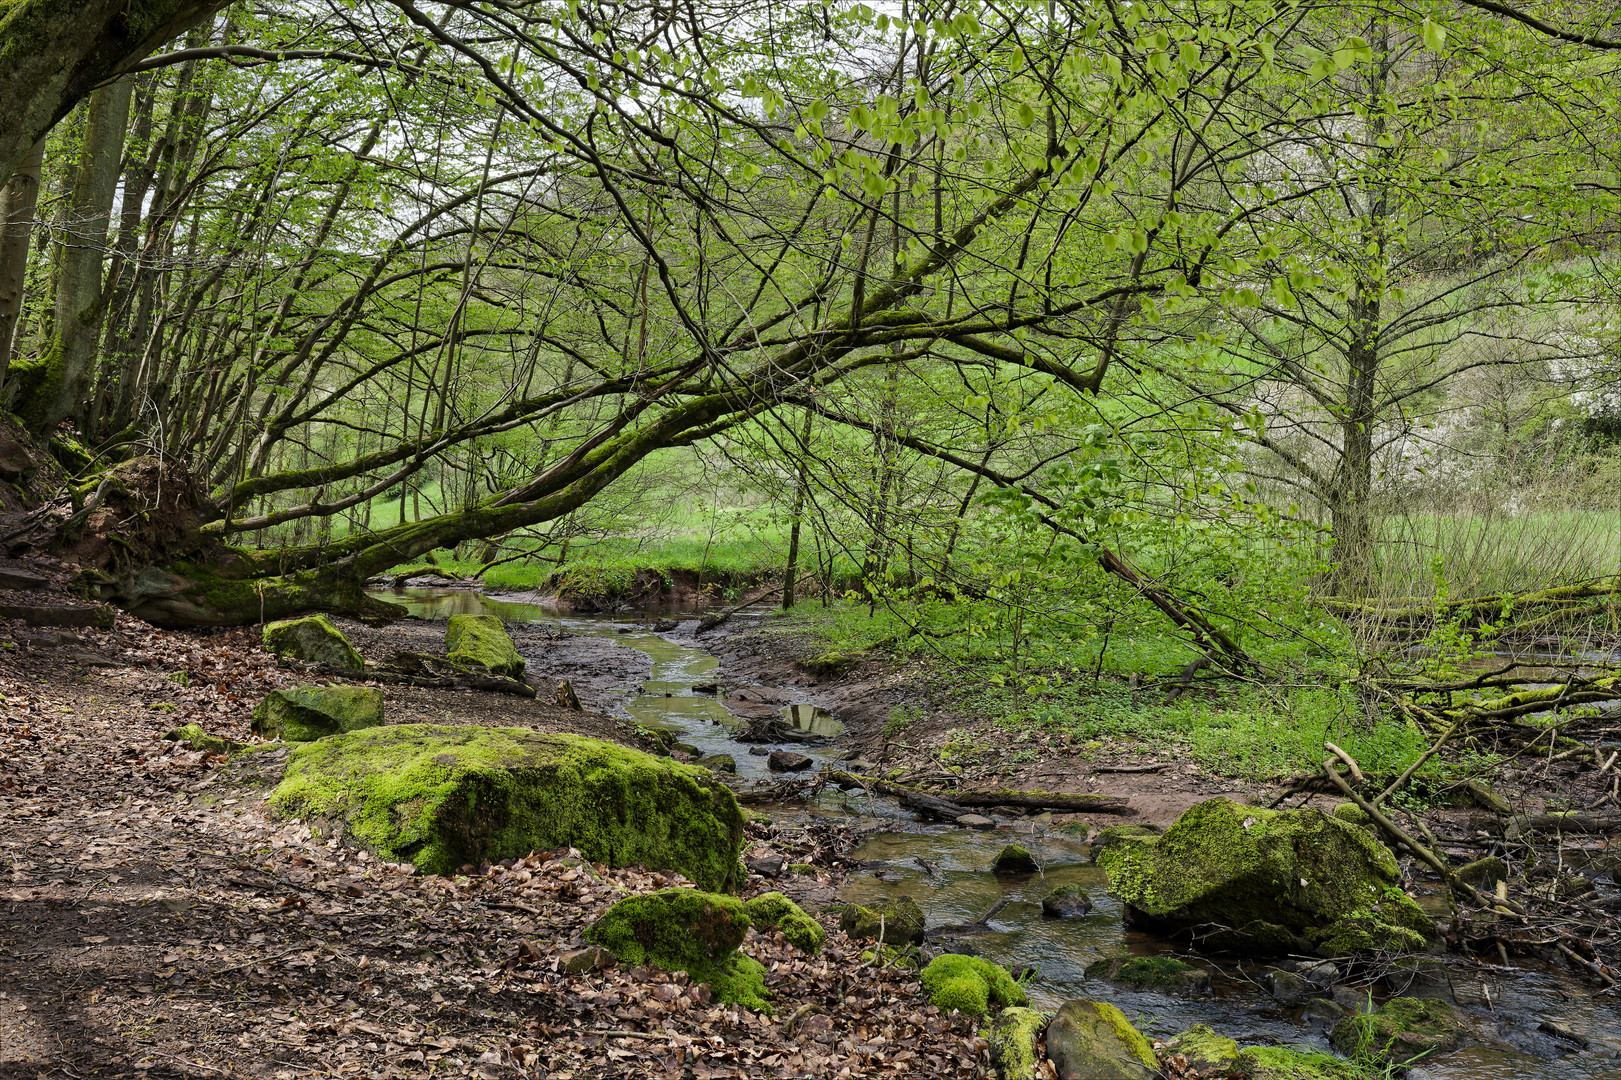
[744,892,825,954]
[919,954,1027,1016]
[262,614,364,671]
[445,614,524,678]
[984,1007,1044,1080]
[1098,798,1436,956]
[1044,1000,1156,1080]
[1329,997,1467,1067]
[251,685,383,742]
[839,895,926,945]
[584,888,767,1009]
[269,724,745,888]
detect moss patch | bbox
[1086,955,1210,993]
[584,889,767,1010]
[984,1006,1044,1080]
[270,724,744,888]
[991,843,1039,874]
[445,614,525,678]
[162,723,243,755]
[1161,1025,1241,1076]
[1330,996,1466,1067]
[251,685,383,742]
[918,954,1027,1016]
[263,614,363,671]
[1238,1045,1362,1080]
[1098,797,1435,956]
[744,892,825,954]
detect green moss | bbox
[744,892,825,954]
[1095,1002,1157,1069]
[270,724,744,888]
[857,942,923,969]
[162,723,242,754]
[251,685,383,742]
[1329,997,1466,1067]
[919,954,1028,1016]
[984,1006,1044,1080]
[839,896,926,945]
[786,862,818,876]
[1162,1025,1241,1076]
[584,889,768,1010]
[1238,1045,1362,1080]
[1086,955,1210,993]
[1308,915,1429,956]
[799,651,858,676]
[1098,797,1435,956]
[263,614,364,671]
[445,613,524,678]
[991,843,1039,873]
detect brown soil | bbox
[0,615,982,1079]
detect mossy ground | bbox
[270,724,744,888]
[918,954,1027,1016]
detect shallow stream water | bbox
[374,588,1620,1078]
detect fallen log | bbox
[1505,812,1621,838]
[826,772,1133,818]
[302,654,538,698]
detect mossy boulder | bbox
[1089,823,1161,861]
[1238,1045,1361,1080]
[744,892,825,954]
[696,753,736,774]
[584,888,767,1009]
[445,614,525,679]
[991,843,1040,874]
[1098,797,1436,956]
[1161,1025,1241,1076]
[1042,883,1093,918]
[984,1006,1044,1080]
[1044,1000,1156,1080]
[918,954,1027,1016]
[1455,855,1507,887]
[162,723,244,755]
[269,724,745,888]
[262,614,364,672]
[1085,955,1210,994]
[251,685,384,742]
[1329,996,1467,1067]
[839,895,925,945]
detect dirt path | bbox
[0,617,983,1080]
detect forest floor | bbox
[0,612,984,1080]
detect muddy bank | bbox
[693,617,1268,828]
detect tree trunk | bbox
[0,138,45,381]
[15,78,132,435]
[782,404,814,609]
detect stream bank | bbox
[368,589,1619,1080]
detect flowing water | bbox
[373,588,1620,1077]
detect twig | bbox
[1556,942,1618,988]
[1375,718,1463,807]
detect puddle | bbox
[782,703,842,739]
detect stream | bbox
[375,588,1619,1078]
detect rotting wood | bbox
[825,771,1132,818]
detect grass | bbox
[1371,508,1621,600]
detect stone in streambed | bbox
[1329,996,1467,1067]
[269,723,744,889]
[956,813,995,829]
[1455,855,1507,887]
[1042,883,1093,917]
[918,954,1027,1016]
[251,685,383,742]
[445,613,525,679]
[1239,1046,1361,1080]
[1161,1025,1241,1077]
[1085,955,1209,993]
[697,753,736,773]
[163,723,244,755]
[767,750,812,772]
[262,614,364,671]
[991,843,1039,874]
[1044,1000,1156,1080]
[984,1006,1044,1080]
[839,895,925,945]
[584,888,766,1009]
[1097,797,1436,957]
[744,891,824,954]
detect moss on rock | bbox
[1044,1000,1156,1080]
[991,843,1039,874]
[839,895,925,945]
[1042,883,1093,918]
[1238,1045,1361,1080]
[162,723,243,755]
[984,1006,1044,1080]
[445,613,525,678]
[1329,996,1467,1067]
[1098,797,1436,957]
[262,614,363,671]
[251,685,383,742]
[270,724,745,888]
[1085,955,1210,993]
[1161,1025,1241,1076]
[744,892,825,954]
[919,954,1027,1016]
[584,888,768,1010]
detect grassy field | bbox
[1371,508,1621,600]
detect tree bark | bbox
[0,138,44,380]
